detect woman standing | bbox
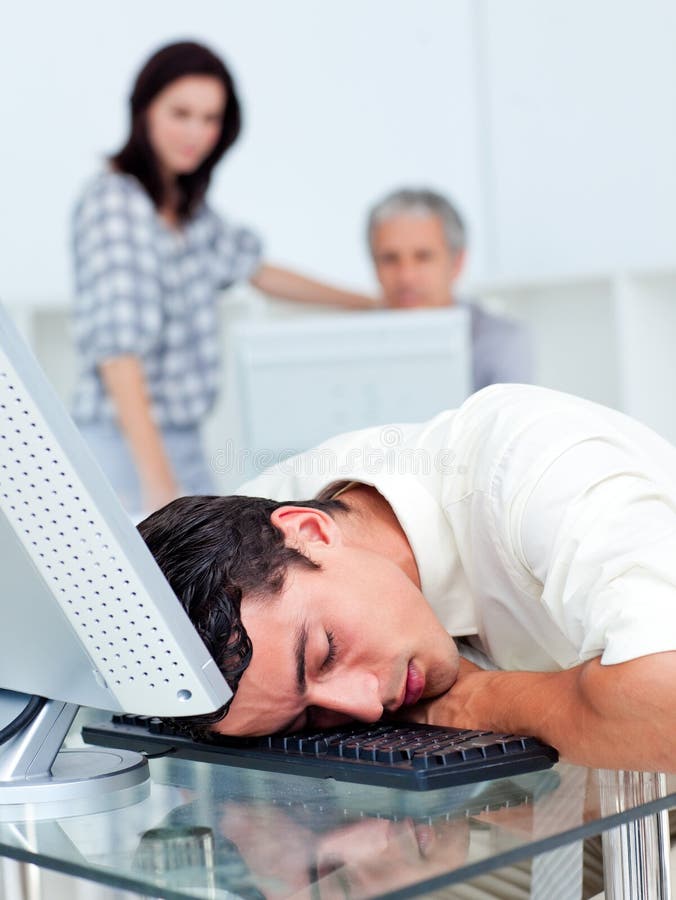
[72,41,370,515]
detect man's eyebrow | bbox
[295,622,308,695]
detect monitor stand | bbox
[0,692,149,822]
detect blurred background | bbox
[2,0,676,489]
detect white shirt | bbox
[236,385,676,672]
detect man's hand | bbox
[398,652,676,773]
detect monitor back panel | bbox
[0,305,230,716]
[230,308,471,474]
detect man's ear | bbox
[449,248,466,283]
[270,506,342,554]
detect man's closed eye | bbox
[322,630,338,671]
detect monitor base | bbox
[0,697,150,821]
[0,747,149,821]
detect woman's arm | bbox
[407,652,676,772]
[250,264,377,310]
[99,356,180,512]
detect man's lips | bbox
[403,661,425,706]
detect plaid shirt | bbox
[71,171,262,428]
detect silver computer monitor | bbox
[0,303,231,816]
[227,307,471,480]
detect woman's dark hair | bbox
[111,41,241,222]
[137,494,347,738]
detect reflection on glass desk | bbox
[0,756,672,899]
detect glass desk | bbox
[0,753,672,899]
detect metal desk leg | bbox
[599,771,671,899]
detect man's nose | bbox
[396,260,418,284]
[308,671,384,724]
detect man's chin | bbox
[394,295,426,308]
[426,658,461,700]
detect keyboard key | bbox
[374,746,415,763]
[338,739,363,759]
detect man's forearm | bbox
[412,653,676,772]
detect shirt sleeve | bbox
[209,211,264,286]
[72,175,163,365]
[516,436,676,666]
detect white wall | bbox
[479,0,676,278]
[0,0,485,303]
[2,1,676,305]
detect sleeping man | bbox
[138,384,676,772]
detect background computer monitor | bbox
[227,307,471,481]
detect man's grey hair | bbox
[367,188,467,255]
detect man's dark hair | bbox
[111,41,241,223]
[137,494,346,738]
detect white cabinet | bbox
[474,269,676,442]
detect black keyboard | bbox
[83,715,558,791]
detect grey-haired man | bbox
[367,188,533,390]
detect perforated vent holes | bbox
[0,356,192,709]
